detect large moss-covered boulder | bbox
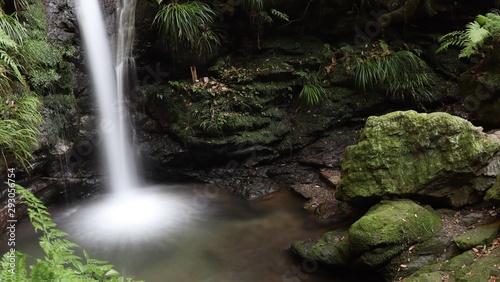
[336,110,500,208]
[292,200,441,270]
[348,200,441,268]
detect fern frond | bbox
[6,185,144,281]
[436,30,467,53]
[0,11,27,44]
[259,11,272,23]
[271,9,289,22]
[0,252,28,281]
[355,50,438,103]
[437,11,500,58]
[0,50,26,86]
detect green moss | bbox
[407,248,500,282]
[403,271,454,282]
[348,200,441,264]
[337,111,500,207]
[485,175,500,202]
[292,230,351,266]
[440,250,476,271]
[359,244,405,268]
[19,1,75,95]
[453,223,500,251]
[454,249,500,282]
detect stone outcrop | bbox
[292,200,442,269]
[405,247,500,282]
[336,111,500,208]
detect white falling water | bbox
[76,0,138,192]
[70,0,199,247]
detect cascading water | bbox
[76,0,138,192]
[68,0,197,247]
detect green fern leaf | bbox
[466,21,490,44]
[271,9,289,22]
[259,11,272,23]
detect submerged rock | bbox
[336,110,500,208]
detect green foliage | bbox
[153,0,221,57]
[354,49,438,103]
[0,92,42,170]
[321,44,334,60]
[437,11,500,58]
[18,0,74,94]
[168,78,269,135]
[0,14,26,90]
[1,0,31,11]
[20,39,67,91]
[0,184,142,282]
[41,94,77,146]
[270,9,289,22]
[0,11,27,44]
[295,70,326,107]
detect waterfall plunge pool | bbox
[2,184,366,281]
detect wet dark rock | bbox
[297,126,361,168]
[460,72,500,128]
[43,0,77,43]
[292,181,357,223]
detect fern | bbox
[0,185,143,281]
[295,70,327,107]
[259,11,272,23]
[355,50,438,103]
[0,93,42,170]
[0,11,27,44]
[153,0,220,57]
[437,11,500,58]
[270,9,289,22]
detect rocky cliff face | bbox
[30,0,500,200]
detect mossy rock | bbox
[337,110,500,208]
[348,200,442,268]
[485,174,500,203]
[453,222,500,251]
[384,221,461,280]
[402,271,454,282]
[407,249,500,282]
[454,248,500,282]
[291,230,351,266]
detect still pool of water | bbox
[2,185,363,282]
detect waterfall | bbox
[75,0,138,192]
